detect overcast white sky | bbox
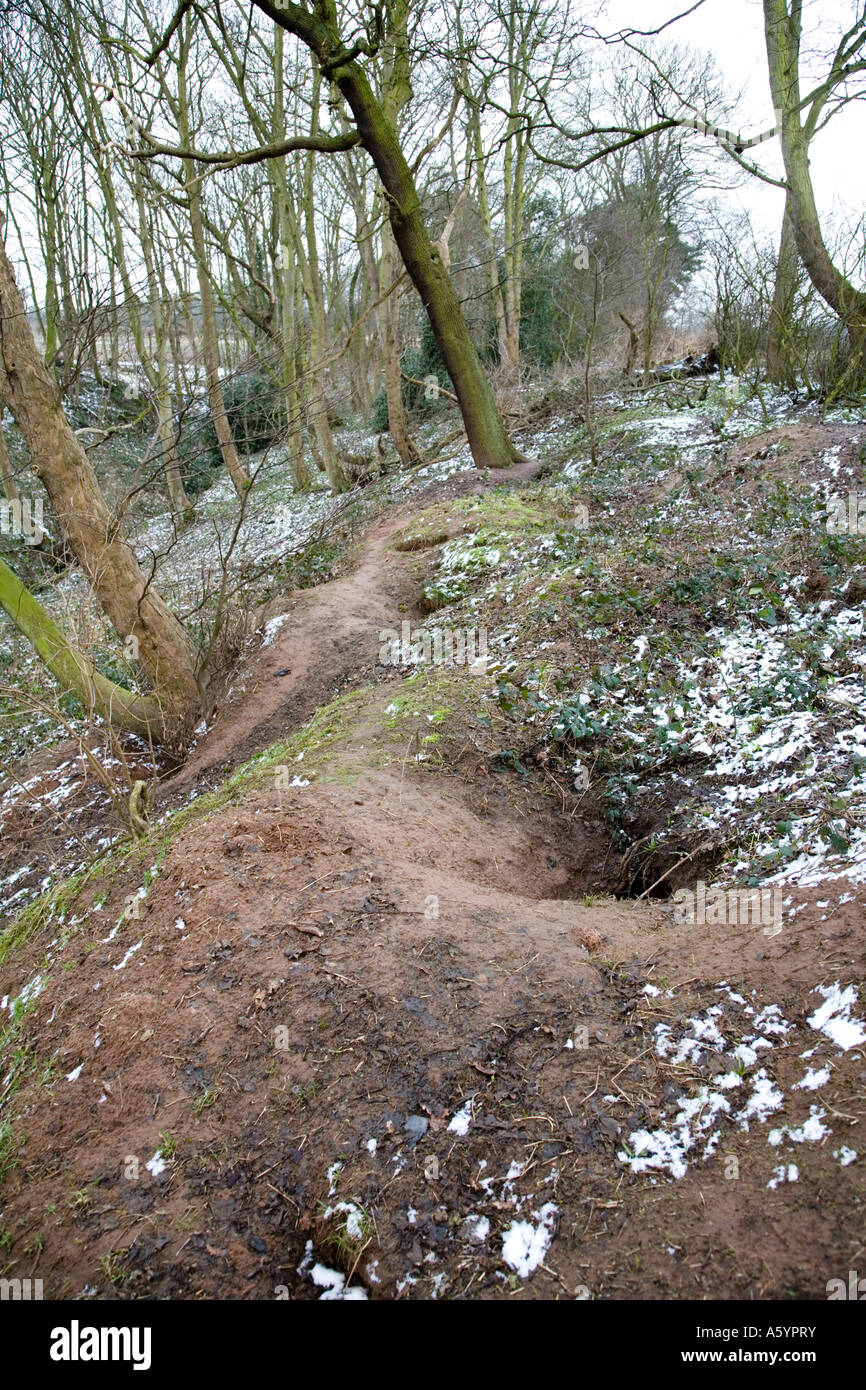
[603,0,866,245]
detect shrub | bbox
[222,371,283,454]
[178,371,284,496]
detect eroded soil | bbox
[1,448,864,1301]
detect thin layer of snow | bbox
[112,941,142,971]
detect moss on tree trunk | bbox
[0,556,164,738]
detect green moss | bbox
[0,1114,23,1185]
[0,866,96,970]
[448,488,561,531]
[0,1003,44,1186]
[380,667,479,755]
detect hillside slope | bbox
[1,381,864,1300]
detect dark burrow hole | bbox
[511,798,721,906]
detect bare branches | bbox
[411,87,462,174]
[588,1,709,44]
[143,0,197,68]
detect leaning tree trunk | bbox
[764,0,866,361]
[337,66,519,468]
[0,556,163,738]
[0,224,203,745]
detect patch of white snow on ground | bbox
[501,1203,558,1278]
[447,1099,474,1136]
[112,941,142,971]
[808,983,866,1050]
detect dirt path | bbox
[170,456,545,795]
[0,501,425,908]
[169,508,419,793]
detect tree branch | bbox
[102,89,360,170]
[144,0,196,67]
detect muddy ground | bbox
[1,447,864,1301]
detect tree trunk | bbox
[766,197,799,386]
[0,556,163,738]
[158,382,193,523]
[176,58,250,498]
[338,66,517,468]
[499,66,527,374]
[0,405,20,502]
[275,212,312,492]
[299,85,348,494]
[272,26,312,493]
[185,178,251,497]
[345,153,418,466]
[379,222,420,466]
[619,312,639,375]
[641,234,670,381]
[0,226,203,744]
[470,98,511,370]
[64,42,196,524]
[252,3,519,470]
[135,184,195,522]
[764,0,866,359]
